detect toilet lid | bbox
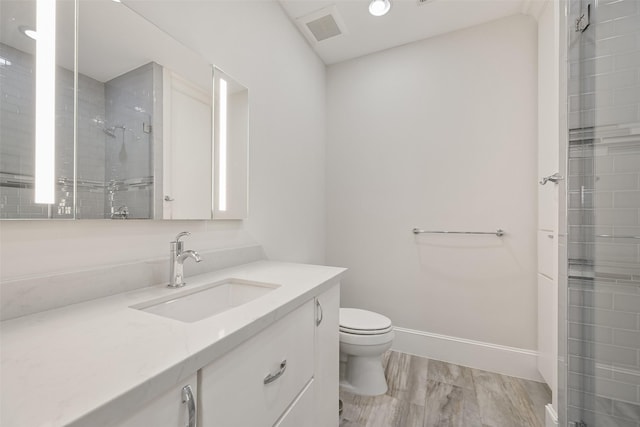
[339,325,393,335]
[339,308,392,333]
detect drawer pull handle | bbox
[316,299,323,326]
[264,360,287,385]
[182,385,197,427]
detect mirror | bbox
[76,0,214,220]
[0,0,75,219]
[0,0,249,220]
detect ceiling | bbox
[279,0,545,65]
[1,0,211,87]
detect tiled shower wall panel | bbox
[0,43,75,218]
[0,43,42,218]
[75,73,107,219]
[568,0,640,130]
[0,43,107,219]
[104,63,155,219]
[567,0,640,426]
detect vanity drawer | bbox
[273,379,315,427]
[199,300,315,427]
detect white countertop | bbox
[0,261,345,427]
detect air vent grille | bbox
[306,14,342,42]
[296,5,347,44]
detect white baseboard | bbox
[545,404,558,427]
[391,326,544,382]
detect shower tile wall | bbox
[566,0,640,426]
[76,73,108,219]
[0,43,76,219]
[103,63,156,219]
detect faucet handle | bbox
[174,231,191,242]
[172,231,191,254]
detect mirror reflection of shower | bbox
[75,62,159,220]
[94,119,142,164]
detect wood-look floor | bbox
[339,351,551,427]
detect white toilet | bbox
[339,308,394,396]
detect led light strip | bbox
[34,0,56,204]
[218,78,228,212]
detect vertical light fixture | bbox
[218,78,228,211]
[34,0,56,204]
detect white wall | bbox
[326,15,538,352]
[0,1,326,280]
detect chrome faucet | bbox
[169,231,202,288]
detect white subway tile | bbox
[614,293,640,313]
[570,321,614,343]
[615,154,640,173]
[568,305,638,329]
[615,191,640,208]
[598,0,639,23]
[613,329,640,348]
[595,105,638,126]
[597,173,639,191]
[612,400,640,423]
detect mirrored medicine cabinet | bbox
[0,0,248,220]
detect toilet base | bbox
[339,353,388,396]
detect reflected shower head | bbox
[94,117,117,138]
[103,127,117,138]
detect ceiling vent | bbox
[296,5,348,44]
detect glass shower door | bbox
[562,0,640,425]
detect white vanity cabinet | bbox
[199,300,315,426]
[199,284,340,427]
[112,374,197,427]
[313,283,340,426]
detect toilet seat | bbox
[339,308,393,335]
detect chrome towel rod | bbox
[412,228,505,237]
[596,234,640,240]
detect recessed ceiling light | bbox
[369,0,391,16]
[18,25,37,40]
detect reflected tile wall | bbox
[0,42,158,220]
[0,43,75,219]
[103,63,156,219]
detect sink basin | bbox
[132,278,280,322]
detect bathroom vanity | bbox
[0,261,343,427]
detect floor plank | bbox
[516,377,553,426]
[471,368,545,427]
[340,351,551,427]
[385,351,430,406]
[423,380,483,427]
[340,391,425,427]
[427,359,475,391]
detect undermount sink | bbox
[132,278,280,322]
